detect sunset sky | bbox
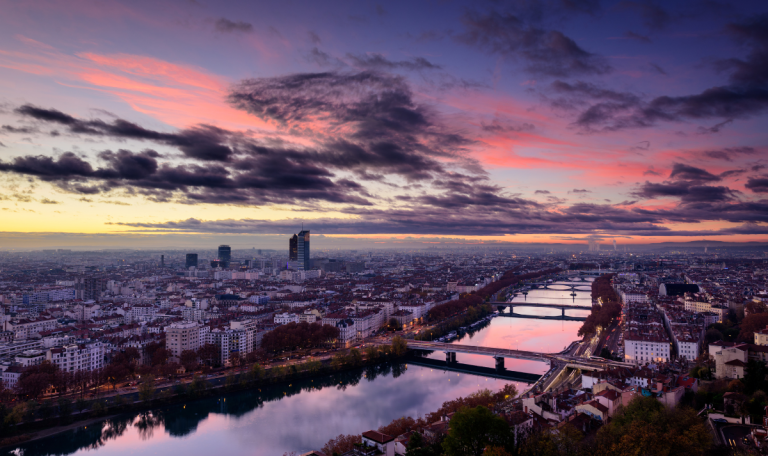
[0,0,767,249]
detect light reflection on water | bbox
[5,363,521,456]
[425,286,591,371]
[6,284,592,456]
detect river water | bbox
[6,281,592,456]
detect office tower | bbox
[218,245,231,268]
[161,255,165,267]
[289,234,298,261]
[297,229,310,271]
[186,253,198,269]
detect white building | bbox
[624,336,671,365]
[46,342,105,372]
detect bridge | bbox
[526,282,593,290]
[490,302,593,317]
[404,340,630,372]
[499,312,587,321]
[406,355,541,383]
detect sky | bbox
[0,0,767,249]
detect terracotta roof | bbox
[362,430,394,444]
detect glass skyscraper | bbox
[289,234,298,261]
[217,245,231,268]
[185,253,198,269]
[297,230,310,270]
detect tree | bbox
[406,432,441,456]
[197,343,220,367]
[180,349,199,372]
[520,424,582,456]
[349,348,363,366]
[442,406,513,456]
[365,345,380,360]
[261,322,340,353]
[249,363,265,381]
[138,375,156,402]
[17,361,60,399]
[4,403,24,428]
[705,328,724,346]
[738,314,768,342]
[322,434,362,455]
[392,336,408,357]
[743,360,767,395]
[593,396,711,456]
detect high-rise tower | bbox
[297,230,310,270]
[186,253,198,269]
[289,234,298,261]
[218,245,231,268]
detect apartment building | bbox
[166,321,201,357]
[47,342,105,372]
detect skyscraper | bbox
[218,245,231,268]
[297,230,310,270]
[289,234,298,261]
[186,253,198,269]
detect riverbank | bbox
[0,342,409,448]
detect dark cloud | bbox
[346,53,441,71]
[375,5,386,16]
[110,195,768,236]
[697,118,733,134]
[559,14,768,131]
[633,181,736,203]
[40,198,60,204]
[15,105,235,161]
[215,18,253,33]
[228,71,476,180]
[719,169,746,178]
[570,189,591,193]
[700,146,756,161]
[669,163,721,182]
[534,190,550,194]
[305,48,341,67]
[746,176,768,193]
[481,120,535,133]
[308,31,321,44]
[1,125,39,134]
[457,11,611,77]
[0,149,371,206]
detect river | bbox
[5,280,592,456]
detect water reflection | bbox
[6,363,517,456]
[425,286,591,372]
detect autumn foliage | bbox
[428,268,562,321]
[260,321,340,353]
[578,274,622,337]
[321,434,361,454]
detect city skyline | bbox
[1,0,767,248]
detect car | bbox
[743,437,752,446]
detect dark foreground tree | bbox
[442,406,512,456]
